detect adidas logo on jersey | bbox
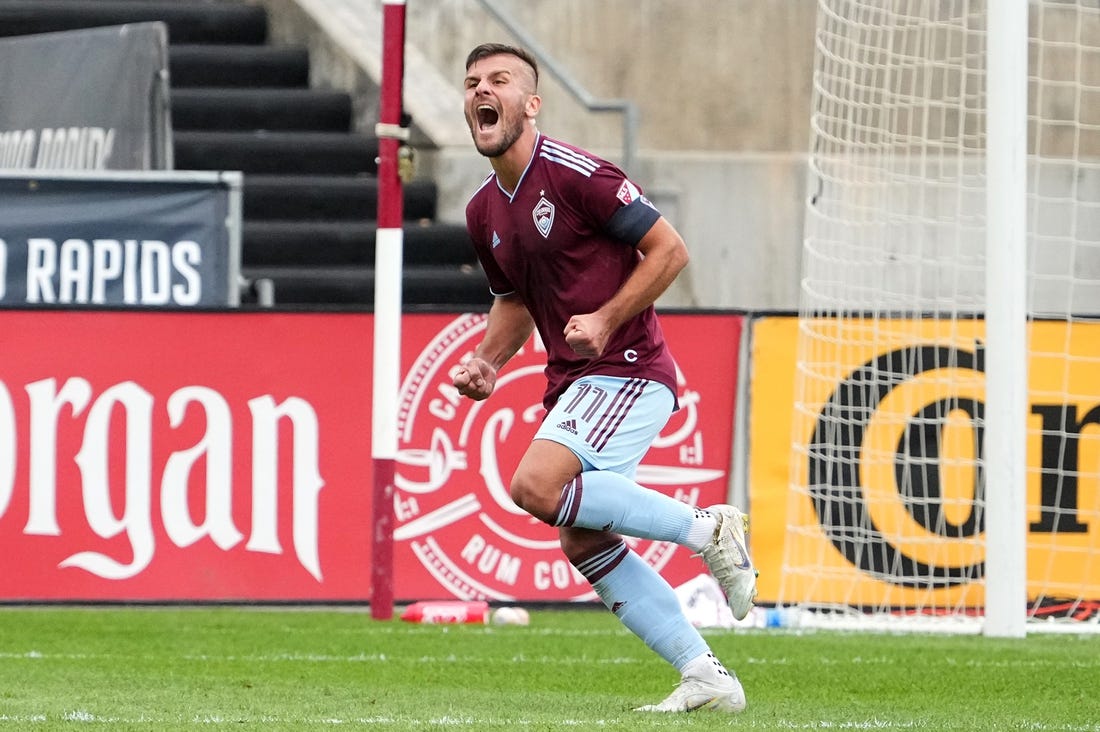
[556,418,578,434]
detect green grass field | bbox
[0,605,1097,730]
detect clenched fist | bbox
[453,356,497,400]
[564,313,612,359]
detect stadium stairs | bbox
[0,0,490,308]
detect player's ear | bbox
[525,93,541,120]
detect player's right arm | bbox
[454,293,534,400]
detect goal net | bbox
[779,0,1100,632]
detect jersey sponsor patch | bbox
[533,197,555,239]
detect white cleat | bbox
[698,504,758,621]
[635,674,746,714]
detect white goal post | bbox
[779,0,1100,634]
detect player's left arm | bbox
[455,294,534,400]
[564,216,688,358]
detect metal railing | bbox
[475,0,639,173]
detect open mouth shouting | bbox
[468,100,522,158]
[476,104,499,132]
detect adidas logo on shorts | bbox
[556,418,578,434]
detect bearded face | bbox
[468,101,526,158]
[464,55,538,159]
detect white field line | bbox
[0,649,644,666]
[3,649,1098,673]
[739,725,1100,732]
[741,655,1100,671]
[0,713,625,727]
[1,714,1098,730]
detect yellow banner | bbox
[750,316,1100,607]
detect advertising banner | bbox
[0,310,373,601]
[0,171,241,307]
[392,312,744,602]
[0,310,742,603]
[0,23,171,171]
[749,316,1100,606]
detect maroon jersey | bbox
[465,134,678,410]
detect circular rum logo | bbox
[393,314,721,601]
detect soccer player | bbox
[454,42,758,714]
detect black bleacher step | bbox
[169,45,309,88]
[243,175,437,221]
[0,1,267,44]
[171,88,353,132]
[173,131,378,175]
[242,265,491,307]
[243,221,475,267]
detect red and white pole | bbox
[371,0,407,620]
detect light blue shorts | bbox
[534,375,674,478]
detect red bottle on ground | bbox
[400,600,490,624]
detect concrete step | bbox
[242,221,475,267]
[171,88,352,132]
[0,0,267,44]
[173,131,378,175]
[242,265,491,307]
[169,44,310,88]
[242,175,437,221]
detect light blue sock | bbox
[573,540,708,672]
[552,471,711,547]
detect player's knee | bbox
[509,473,558,524]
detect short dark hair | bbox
[465,43,539,88]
